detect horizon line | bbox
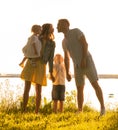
[0,73,118,79]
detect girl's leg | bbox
[35,84,42,114]
[22,81,31,112]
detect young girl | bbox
[19,24,42,67]
[51,54,66,113]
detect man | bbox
[57,19,105,116]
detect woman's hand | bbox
[50,73,55,82]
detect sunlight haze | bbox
[0,0,118,74]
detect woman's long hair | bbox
[40,23,54,41]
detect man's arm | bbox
[79,35,88,68]
[62,38,72,81]
[64,51,71,81]
[64,51,70,74]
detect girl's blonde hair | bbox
[54,54,64,64]
[31,24,41,33]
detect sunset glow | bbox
[0,0,118,75]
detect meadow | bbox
[0,77,118,130]
[0,90,118,130]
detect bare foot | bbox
[19,63,24,68]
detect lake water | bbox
[0,77,118,111]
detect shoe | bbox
[100,108,105,116]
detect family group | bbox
[19,19,105,116]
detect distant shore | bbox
[0,74,118,79]
[0,74,20,78]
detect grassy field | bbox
[0,94,118,130]
[0,107,118,130]
[0,78,118,130]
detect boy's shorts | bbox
[52,85,65,101]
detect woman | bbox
[40,23,55,77]
[20,23,55,114]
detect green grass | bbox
[0,109,118,130]
[0,80,118,130]
[0,95,118,130]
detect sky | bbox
[0,0,118,74]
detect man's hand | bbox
[66,73,72,81]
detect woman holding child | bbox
[20,23,55,114]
